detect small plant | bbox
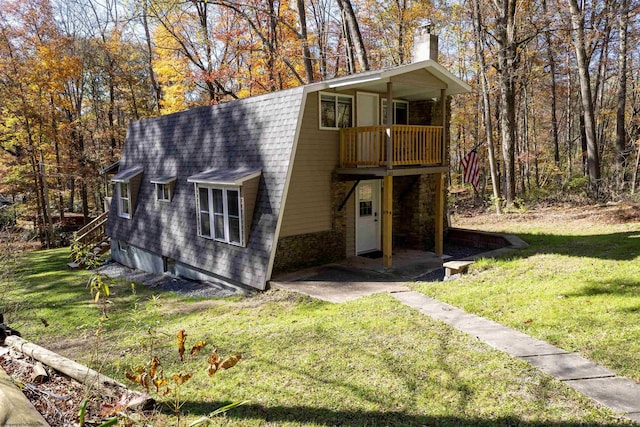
[87,273,111,318]
[70,239,89,264]
[126,329,243,426]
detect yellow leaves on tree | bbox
[152,23,191,114]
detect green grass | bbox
[417,212,640,385]
[2,246,635,426]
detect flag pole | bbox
[470,140,485,152]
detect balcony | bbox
[339,125,443,169]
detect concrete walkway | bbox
[392,291,640,424]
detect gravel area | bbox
[98,261,248,298]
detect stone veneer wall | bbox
[272,176,348,274]
[392,174,443,251]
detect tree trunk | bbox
[493,0,517,204]
[568,0,601,194]
[395,0,407,64]
[473,0,501,213]
[142,0,162,111]
[616,0,629,192]
[267,0,278,91]
[5,335,151,404]
[335,0,369,72]
[81,182,89,221]
[632,141,640,194]
[542,0,560,172]
[296,0,314,83]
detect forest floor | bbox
[451,199,640,230]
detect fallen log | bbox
[4,335,152,409]
[0,364,49,426]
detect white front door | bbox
[356,180,381,254]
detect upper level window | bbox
[111,165,143,220]
[320,92,353,129]
[151,176,177,203]
[197,186,242,245]
[157,184,171,202]
[118,183,131,219]
[381,99,409,125]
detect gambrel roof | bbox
[106,86,306,289]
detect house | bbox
[105,28,471,291]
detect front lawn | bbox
[417,204,640,383]
[2,222,636,425]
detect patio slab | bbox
[271,249,442,302]
[271,280,410,303]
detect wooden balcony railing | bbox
[339,125,443,168]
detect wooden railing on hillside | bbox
[340,125,443,168]
[73,211,109,249]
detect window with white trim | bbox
[381,99,409,125]
[118,183,131,218]
[197,185,243,246]
[319,92,353,129]
[151,176,176,203]
[156,183,171,202]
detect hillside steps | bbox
[68,211,110,269]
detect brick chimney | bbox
[412,21,438,63]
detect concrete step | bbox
[443,260,474,277]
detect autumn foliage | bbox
[1,0,640,240]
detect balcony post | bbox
[434,172,444,257]
[386,82,393,170]
[441,88,447,165]
[383,175,393,268]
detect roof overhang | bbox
[310,59,471,100]
[111,166,143,183]
[101,160,120,175]
[187,168,262,186]
[150,175,177,185]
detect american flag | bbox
[461,150,480,192]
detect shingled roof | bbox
[106,86,306,289]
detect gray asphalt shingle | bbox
[106,87,305,289]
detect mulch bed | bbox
[0,349,122,426]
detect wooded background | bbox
[1,0,638,246]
